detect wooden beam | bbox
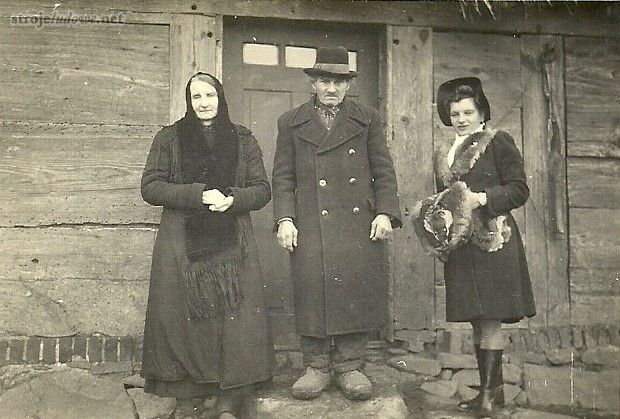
[0,122,161,226]
[387,25,435,333]
[1,1,617,37]
[521,35,570,326]
[565,37,620,159]
[570,208,620,270]
[169,14,222,123]
[0,227,156,281]
[0,22,169,125]
[0,279,149,336]
[568,157,620,209]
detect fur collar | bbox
[435,127,496,186]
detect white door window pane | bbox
[243,43,279,66]
[285,46,316,68]
[348,51,357,72]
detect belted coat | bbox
[272,97,401,337]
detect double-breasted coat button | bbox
[319,179,327,187]
[349,177,357,185]
[353,207,360,213]
[321,209,329,216]
[348,148,356,155]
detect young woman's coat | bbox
[435,129,536,322]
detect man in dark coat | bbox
[272,46,401,401]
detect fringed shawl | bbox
[173,73,245,319]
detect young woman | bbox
[140,73,273,418]
[434,77,535,416]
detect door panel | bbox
[246,90,293,311]
[223,17,383,342]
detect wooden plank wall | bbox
[388,26,435,337]
[565,37,620,325]
[0,21,169,336]
[0,1,617,38]
[521,36,570,326]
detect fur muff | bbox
[412,181,511,260]
[412,127,512,259]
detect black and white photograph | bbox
[0,1,618,418]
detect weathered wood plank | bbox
[570,268,619,295]
[570,208,620,270]
[568,142,620,159]
[0,122,162,226]
[434,32,522,112]
[0,227,156,281]
[565,37,620,152]
[521,36,570,326]
[0,24,168,125]
[571,295,620,326]
[388,26,435,332]
[0,279,149,336]
[568,157,620,209]
[170,14,221,123]
[1,1,617,37]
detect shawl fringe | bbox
[183,246,244,319]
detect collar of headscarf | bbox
[174,72,243,319]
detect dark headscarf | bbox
[175,73,243,319]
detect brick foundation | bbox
[0,324,617,367]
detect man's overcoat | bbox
[272,97,401,337]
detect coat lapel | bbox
[317,98,368,154]
[289,99,324,147]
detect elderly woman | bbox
[140,72,273,418]
[430,77,536,416]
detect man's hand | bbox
[277,220,298,252]
[370,214,392,241]
[208,196,234,212]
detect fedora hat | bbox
[304,46,357,78]
[437,77,490,126]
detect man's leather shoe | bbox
[291,367,331,400]
[335,370,372,401]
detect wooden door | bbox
[391,30,570,344]
[223,17,383,346]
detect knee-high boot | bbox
[479,349,505,417]
[458,345,484,410]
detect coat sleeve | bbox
[226,132,272,214]
[271,114,297,226]
[366,107,403,228]
[140,127,206,209]
[484,131,530,216]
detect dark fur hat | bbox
[437,77,490,126]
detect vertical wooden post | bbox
[387,26,435,339]
[521,36,569,326]
[169,14,223,123]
